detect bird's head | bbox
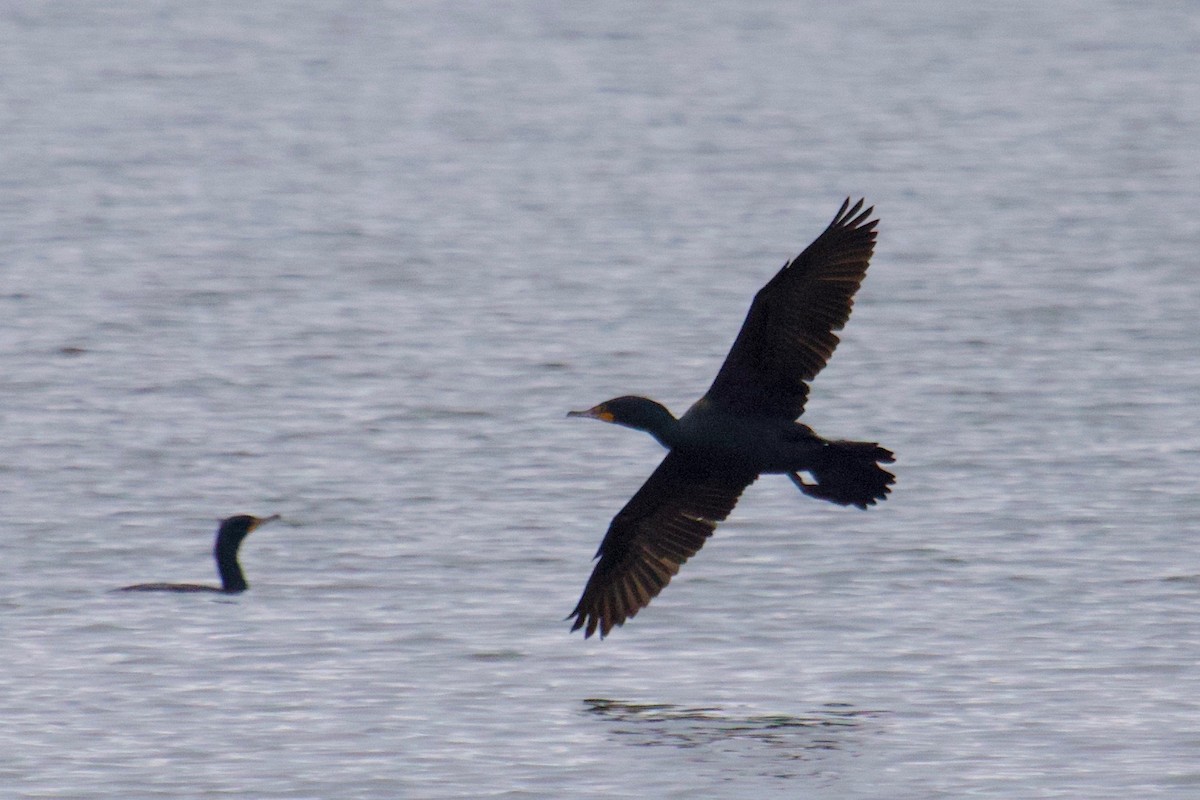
[568,396,677,440]
[218,514,281,546]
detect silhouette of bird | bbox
[117,514,281,594]
[567,199,894,638]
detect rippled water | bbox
[3,2,1199,797]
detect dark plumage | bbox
[117,514,281,594]
[567,199,894,638]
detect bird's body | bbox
[596,396,825,474]
[120,582,229,594]
[677,398,825,473]
[117,514,280,594]
[568,199,894,638]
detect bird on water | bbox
[567,198,894,638]
[117,514,281,594]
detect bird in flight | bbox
[567,198,894,638]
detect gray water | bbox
[2,2,1198,797]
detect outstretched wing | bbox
[703,198,878,421]
[569,451,757,638]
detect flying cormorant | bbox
[117,514,281,594]
[567,199,894,638]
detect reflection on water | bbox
[583,698,883,774]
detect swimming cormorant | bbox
[117,514,281,594]
[567,198,894,638]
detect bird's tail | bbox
[790,440,895,509]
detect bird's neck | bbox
[632,402,681,449]
[214,535,248,593]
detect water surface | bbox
[2,2,1198,797]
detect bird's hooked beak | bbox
[567,404,615,423]
[249,514,282,532]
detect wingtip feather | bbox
[832,197,874,230]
